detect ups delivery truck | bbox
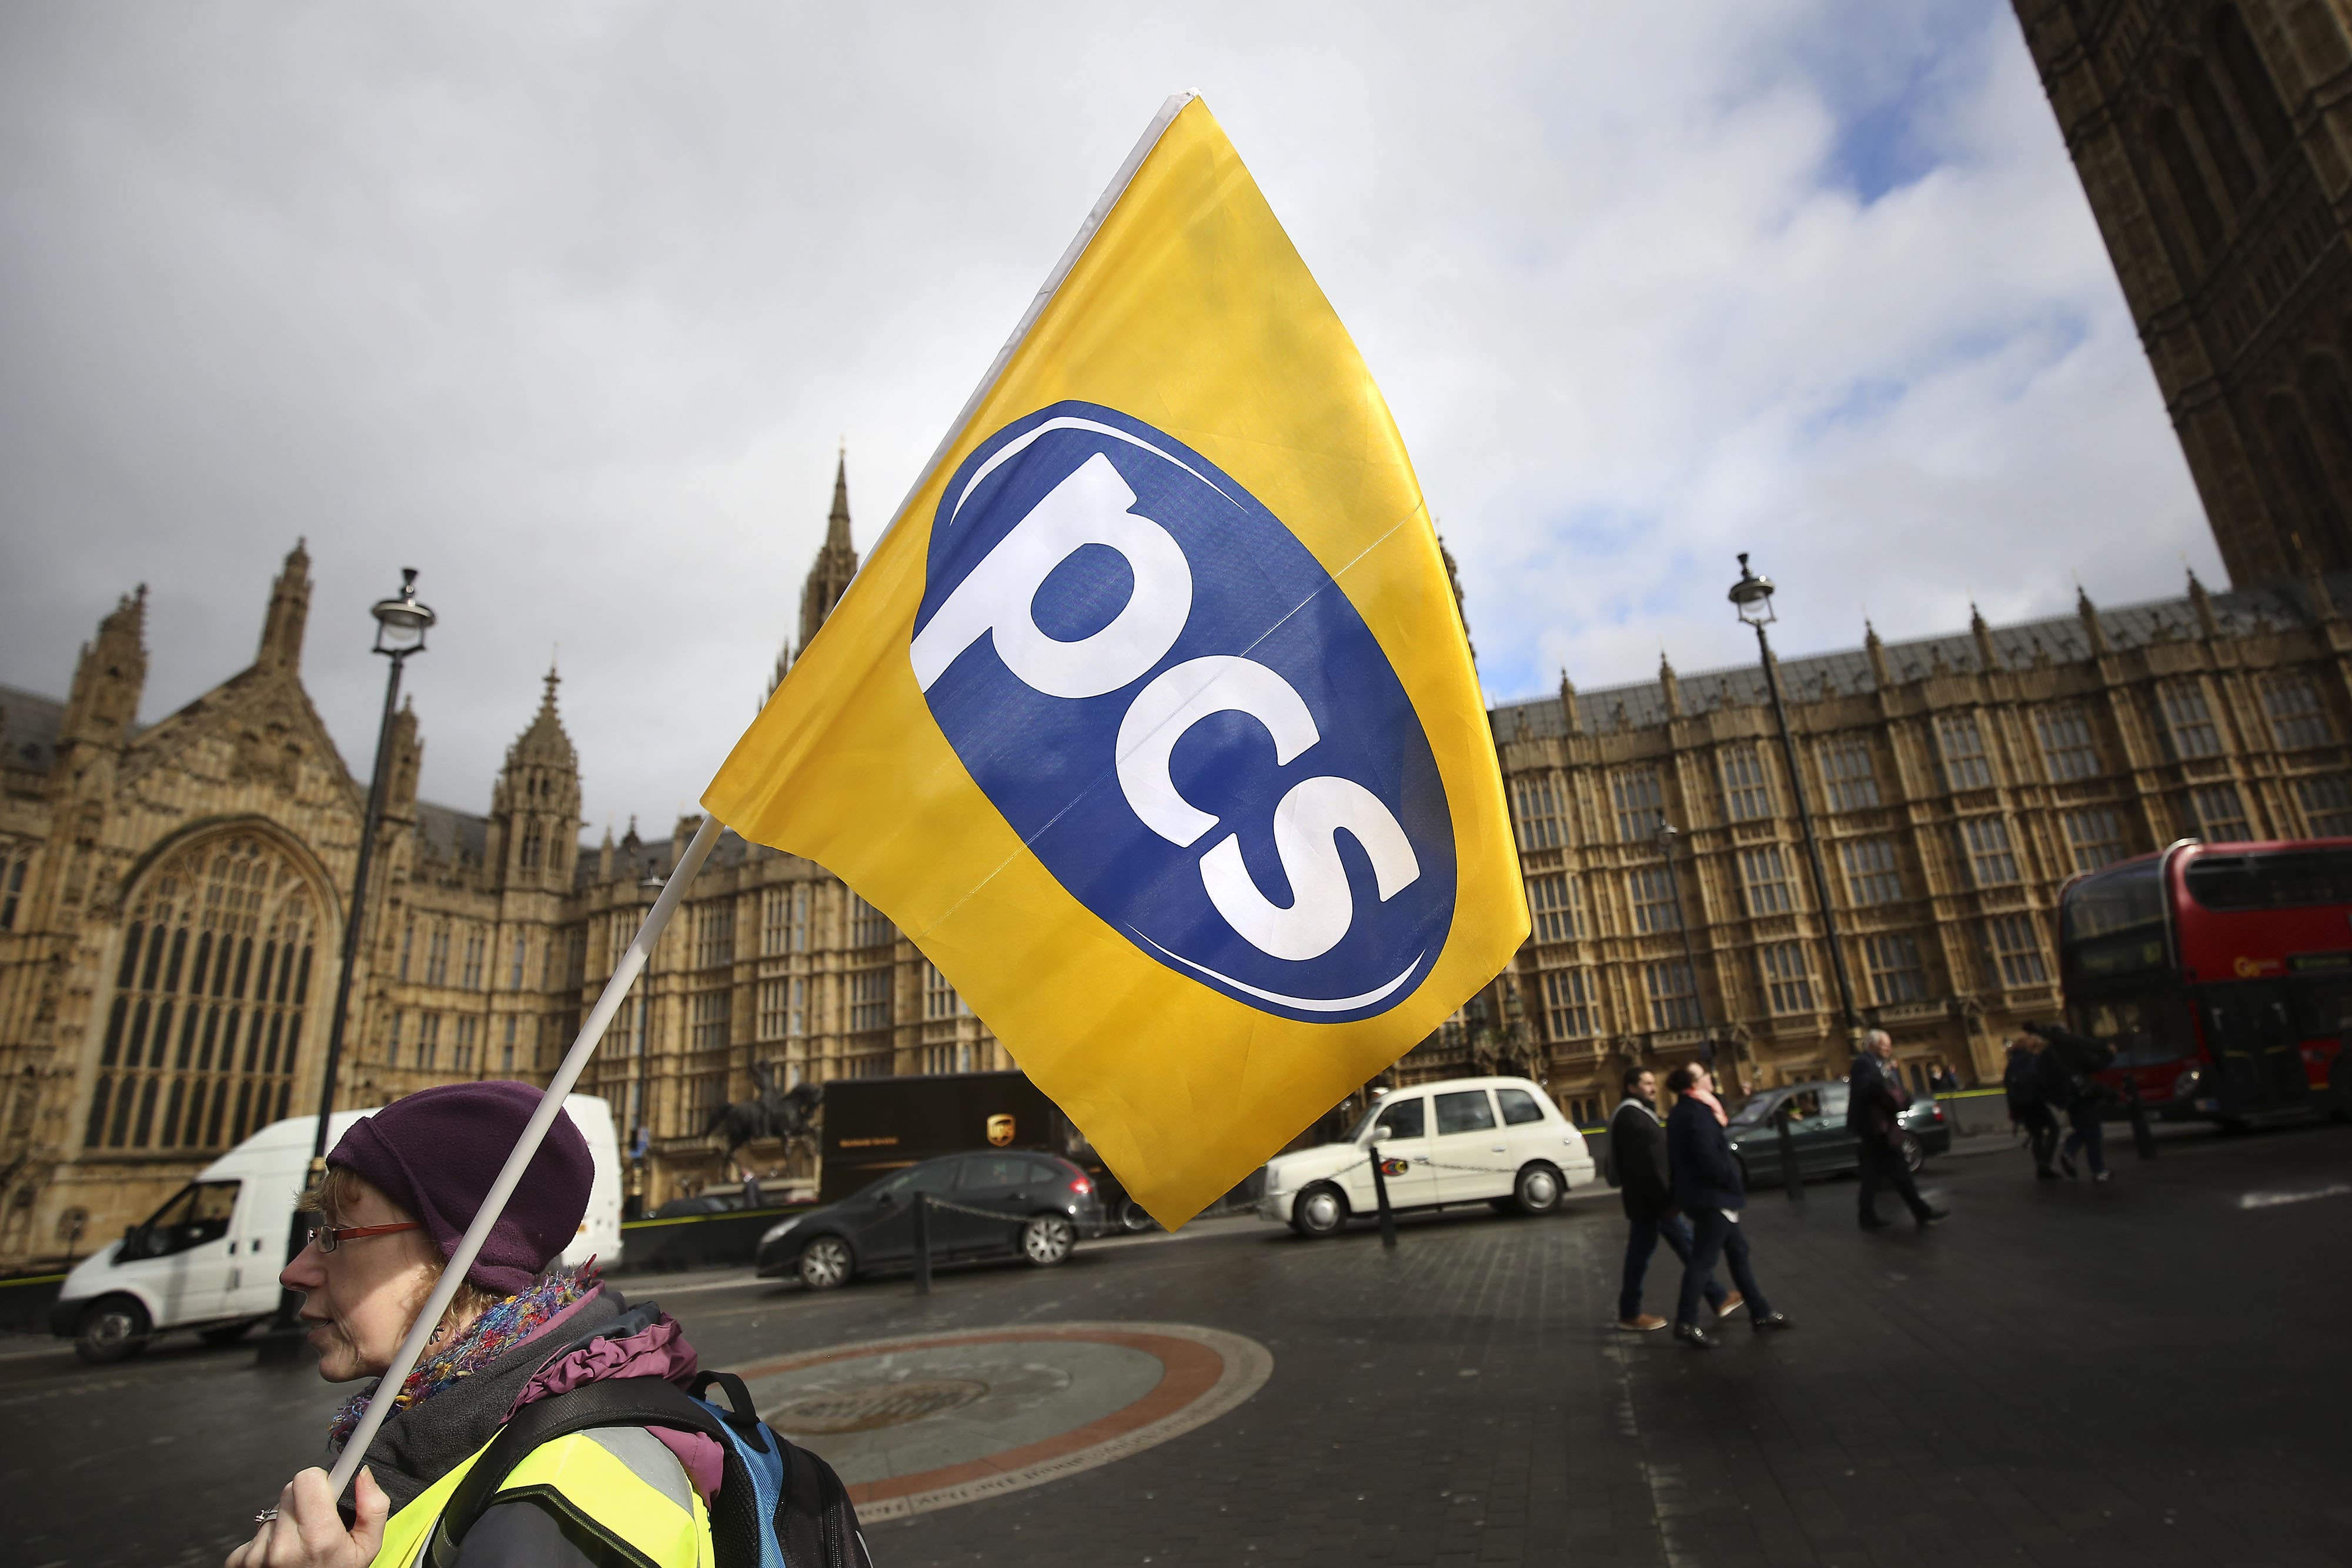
[818,1070,1152,1229]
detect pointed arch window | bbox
[85,833,321,1154]
[2152,109,2225,258]
[2183,59,2256,209]
[2265,393,2347,554]
[2298,355,2352,478]
[2211,5,2294,166]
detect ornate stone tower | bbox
[2011,1,2352,583]
[488,667,582,889]
[798,452,860,656]
[58,587,146,754]
[256,539,312,670]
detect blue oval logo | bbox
[910,402,1456,1024]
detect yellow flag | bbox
[704,95,1526,1226]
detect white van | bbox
[51,1095,624,1363]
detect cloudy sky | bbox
[0,1,2214,838]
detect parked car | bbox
[1723,1080,1952,1186]
[755,1149,1107,1289]
[1255,1075,1595,1238]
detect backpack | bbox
[429,1371,872,1568]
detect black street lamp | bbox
[629,871,663,1216]
[286,571,435,1272]
[1728,554,1860,1039]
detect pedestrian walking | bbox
[1850,1029,1949,1230]
[1663,1062,1791,1348]
[1608,1066,1738,1332]
[2003,1034,2061,1179]
[223,1081,868,1568]
[2028,1019,2118,1182]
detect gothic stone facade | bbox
[0,466,1001,1269]
[2013,0,2352,582]
[6,532,2346,1266]
[1402,573,2352,1124]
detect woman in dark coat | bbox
[1664,1064,1793,1348]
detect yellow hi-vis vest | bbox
[369,1423,714,1568]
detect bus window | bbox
[2073,990,2195,1065]
[2062,861,2164,941]
[2201,984,2297,1049]
[2184,849,2352,911]
[2293,977,2352,1037]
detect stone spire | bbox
[1435,529,1474,663]
[1969,603,2000,671]
[2076,584,2109,655]
[2289,532,2342,624]
[257,539,312,671]
[1864,620,1890,687]
[384,694,422,817]
[1558,667,1582,735]
[62,585,148,747]
[491,663,581,886]
[2187,567,2220,638]
[796,450,862,656]
[1658,651,1681,718]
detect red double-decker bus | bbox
[2056,837,2352,1124]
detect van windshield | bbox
[125,1180,239,1260]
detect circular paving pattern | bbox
[727,1322,1272,1519]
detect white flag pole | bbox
[323,814,723,1496]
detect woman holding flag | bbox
[225,1082,723,1568]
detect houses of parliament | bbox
[4,0,2351,1265]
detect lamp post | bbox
[1728,553,1860,1041]
[289,572,435,1263]
[1654,823,1728,1089]
[630,872,663,1217]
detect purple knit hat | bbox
[328,1081,593,1296]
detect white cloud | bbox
[0,0,2213,833]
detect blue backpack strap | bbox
[690,1370,873,1568]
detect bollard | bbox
[1776,1107,1803,1201]
[2123,1075,2157,1161]
[913,1190,933,1295]
[1367,1145,1399,1251]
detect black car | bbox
[1723,1080,1952,1186]
[754,1149,1108,1289]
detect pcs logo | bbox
[911,402,1456,1024]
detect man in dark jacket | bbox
[1850,1029,1947,1229]
[1608,1066,1733,1331]
[2028,1019,2116,1181]
[1664,1063,1792,1348]
[2003,1034,2060,1179]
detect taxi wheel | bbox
[1899,1133,1925,1174]
[75,1296,150,1365]
[1512,1162,1565,1216]
[1291,1183,1348,1239]
[1021,1214,1075,1268]
[797,1235,853,1291]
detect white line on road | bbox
[2237,1183,2351,1210]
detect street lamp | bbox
[291,571,436,1258]
[629,871,663,1217]
[1728,554,1860,1040]
[1653,823,1725,1088]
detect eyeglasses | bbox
[308,1221,423,1255]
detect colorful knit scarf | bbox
[328,1262,599,1452]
